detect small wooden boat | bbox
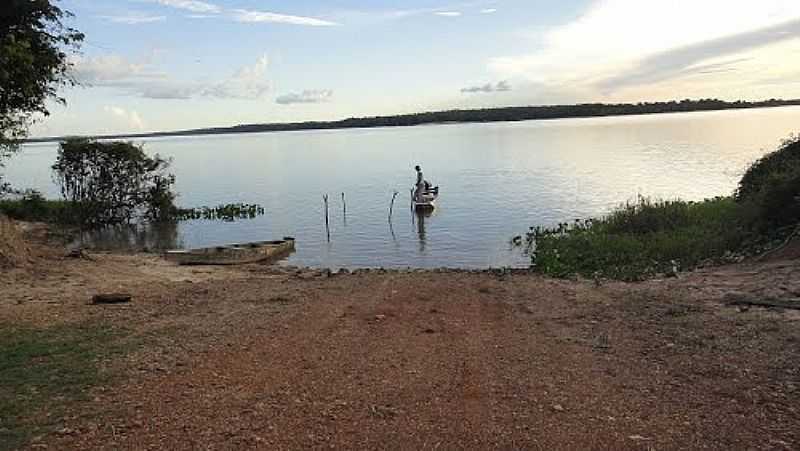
[414,186,439,210]
[164,238,295,266]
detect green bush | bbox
[756,169,800,227]
[736,136,800,231]
[736,136,800,201]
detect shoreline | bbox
[2,219,800,448]
[25,99,800,144]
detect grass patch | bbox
[0,191,77,225]
[0,322,133,450]
[529,197,753,281]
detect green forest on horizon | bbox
[29,98,800,143]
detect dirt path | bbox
[2,246,799,449]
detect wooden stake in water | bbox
[341,192,347,226]
[389,191,399,221]
[323,194,330,242]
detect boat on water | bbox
[414,186,439,210]
[164,238,295,266]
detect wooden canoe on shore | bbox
[164,238,295,266]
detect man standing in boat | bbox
[414,165,426,201]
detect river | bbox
[7,106,800,268]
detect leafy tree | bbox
[0,0,84,193]
[52,139,176,229]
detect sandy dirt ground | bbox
[1,229,799,450]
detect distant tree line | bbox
[226,98,800,133]
[28,98,800,143]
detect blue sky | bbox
[32,0,800,136]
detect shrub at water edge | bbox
[0,190,76,224]
[529,197,746,281]
[52,138,177,229]
[735,136,800,232]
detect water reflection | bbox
[389,217,397,242]
[415,208,433,252]
[76,222,182,252]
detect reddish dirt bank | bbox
[1,234,799,450]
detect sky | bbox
[29,0,800,137]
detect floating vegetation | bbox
[172,203,265,222]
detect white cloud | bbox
[71,55,166,84]
[75,54,271,101]
[490,0,800,96]
[139,84,197,100]
[134,56,271,100]
[276,89,333,105]
[461,81,511,93]
[154,0,220,14]
[104,106,145,130]
[232,9,338,26]
[146,1,340,27]
[99,14,166,25]
[331,2,497,24]
[202,55,271,99]
[598,19,800,92]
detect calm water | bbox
[7,107,800,269]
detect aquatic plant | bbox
[171,203,265,222]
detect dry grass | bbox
[0,215,30,268]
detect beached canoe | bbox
[164,238,295,266]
